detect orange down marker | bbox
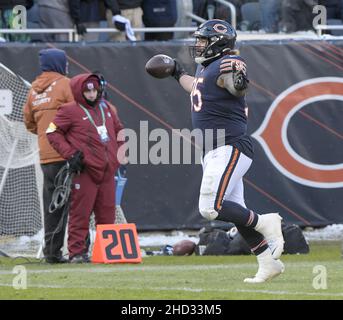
[92,224,142,264]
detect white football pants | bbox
[199,145,252,220]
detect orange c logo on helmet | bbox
[213,24,228,33]
[252,77,343,189]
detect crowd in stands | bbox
[1,0,343,42]
[194,0,343,34]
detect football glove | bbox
[232,61,249,91]
[172,59,187,82]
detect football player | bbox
[171,19,285,283]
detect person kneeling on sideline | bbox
[47,73,124,263]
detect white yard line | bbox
[0,264,254,275]
[0,261,340,275]
[150,286,343,297]
[149,287,343,297]
[0,282,342,298]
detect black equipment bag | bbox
[282,223,310,254]
[195,223,309,255]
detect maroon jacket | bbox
[47,73,124,184]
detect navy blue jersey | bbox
[190,55,253,158]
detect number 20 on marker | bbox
[92,224,142,264]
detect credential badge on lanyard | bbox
[97,125,109,144]
[79,102,110,144]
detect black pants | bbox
[41,161,67,259]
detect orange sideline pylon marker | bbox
[92,224,142,264]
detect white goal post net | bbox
[0,63,44,257]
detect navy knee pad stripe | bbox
[215,147,241,211]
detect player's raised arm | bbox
[217,59,249,97]
[172,59,194,93]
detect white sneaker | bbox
[254,213,284,259]
[244,255,285,283]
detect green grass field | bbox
[0,242,342,300]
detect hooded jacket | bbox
[47,73,124,184]
[23,49,73,164]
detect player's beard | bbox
[189,44,206,62]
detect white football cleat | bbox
[254,213,284,259]
[244,256,285,284]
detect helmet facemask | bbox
[190,34,235,65]
[190,37,210,64]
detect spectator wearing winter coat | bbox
[37,0,88,42]
[47,73,124,263]
[279,0,318,33]
[23,48,74,263]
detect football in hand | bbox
[145,54,175,79]
[172,240,196,256]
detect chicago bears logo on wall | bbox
[252,77,343,189]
